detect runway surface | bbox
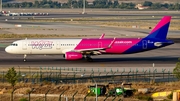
[1,10,180,38]
[0,10,180,72]
[0,19,180,38]
[1,12,180,37]
[1,12,180,19]
[0,43,180,72]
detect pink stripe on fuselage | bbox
[150,16,171,34]
[74,38,142,54]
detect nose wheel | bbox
[24,54,27,62]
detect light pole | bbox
[92,78,98,101]
[153,63,155,82]
[22,74,26,83]
[95,83,97,101]
[0,0,2,12]
[82,0,86,14]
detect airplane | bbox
[5,16,174,62]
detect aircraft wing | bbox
[73,38,116,55]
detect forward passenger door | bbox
[22,40,27,50]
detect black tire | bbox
[87,58,93,62]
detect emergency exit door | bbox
[22,41,27,50]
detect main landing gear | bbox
[85,55,93,62]
[24,54,27,62]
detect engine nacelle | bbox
[65,52,83,60]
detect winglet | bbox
[108,37,116,48]
[99,33,105,39]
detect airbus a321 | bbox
[5,16,174,61]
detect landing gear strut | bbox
[24,54,27,62]
[85,55,93,62]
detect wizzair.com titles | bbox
[30,41,53,50]
[115,41,132,44]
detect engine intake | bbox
[65,52,83,60]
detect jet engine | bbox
[65,52,83,60]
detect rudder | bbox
[147,16,171,39]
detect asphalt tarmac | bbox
[0,43,179,72]
[0,12,180,37]
[1,13,180,19]
[0,11,179,72]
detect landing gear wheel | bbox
[24,54,27,62]
[87,58,93,62]
[85,55,93,62]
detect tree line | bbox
[2,0,180,10]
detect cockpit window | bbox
[10,43,18,46]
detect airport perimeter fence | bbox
[0,66,178,84]
[0,93,123,101]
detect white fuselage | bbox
[5,39,82,55]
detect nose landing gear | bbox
[24,54,27,62]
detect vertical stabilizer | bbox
[147,16,171,39]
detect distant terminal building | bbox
[135,4,149,10]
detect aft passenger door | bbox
[142,40,147,49]
[98,42,102,48]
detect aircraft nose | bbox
[5,46,13,54]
